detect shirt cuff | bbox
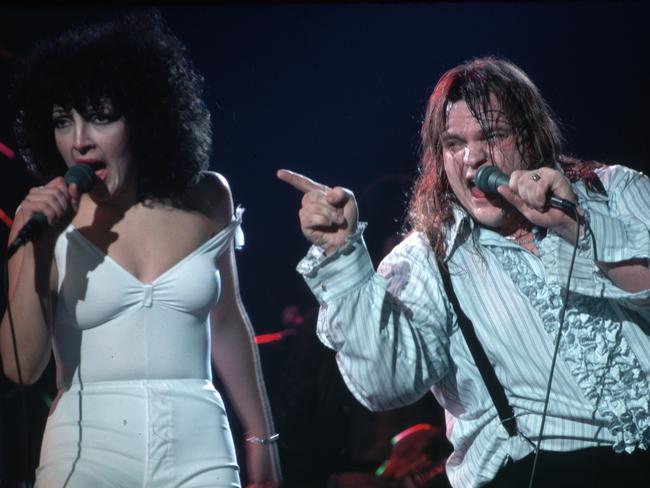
[542,209,650,296]
[296,223,375,303]
[587,208,650,263]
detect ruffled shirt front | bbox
[490,243,650,453]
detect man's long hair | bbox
[407,57,564,257]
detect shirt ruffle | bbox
[490,245,650,453]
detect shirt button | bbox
[320,283,327,292]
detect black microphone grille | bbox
[474,165,511,194]
[64,164,96,194]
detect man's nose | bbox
[463,141,489,168]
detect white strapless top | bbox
[52,211,243,388]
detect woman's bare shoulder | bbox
[187,171,234,228]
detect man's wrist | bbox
[550,206,585,243]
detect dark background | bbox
[1,3,649,487]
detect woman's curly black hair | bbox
[11,10,211,202]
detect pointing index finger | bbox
[277,169,329,194]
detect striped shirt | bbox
[297,164,650,487]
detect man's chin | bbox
[485,193,506,207]
[471,206,510,229]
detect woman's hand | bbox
[244,441,282,488]
[277,169,358,255]
[16,177,81,243]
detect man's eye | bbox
[443,139,463,151]
[487,131,508,141]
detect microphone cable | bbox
[2,255,33,488]
[527,205,582,488]
[1,166,93,487]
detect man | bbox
[278,57,650,487]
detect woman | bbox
[1,11,281,487]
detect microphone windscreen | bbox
[64,164,96,194]
[475,166,509,194]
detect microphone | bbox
[7,164,96,257]
[474,165,575,210]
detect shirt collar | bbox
[442,205,473,261]
[442,205,541,260]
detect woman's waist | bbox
[46,378,230,440]
[54,342,213,386]
[59,377,215,392]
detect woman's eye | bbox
[91,114,112,124]
[53,116,71,129]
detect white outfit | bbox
[35,213,244,488]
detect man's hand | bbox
[497,167,582,242]
[277,169,358,255]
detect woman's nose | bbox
[73,122,95,154]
